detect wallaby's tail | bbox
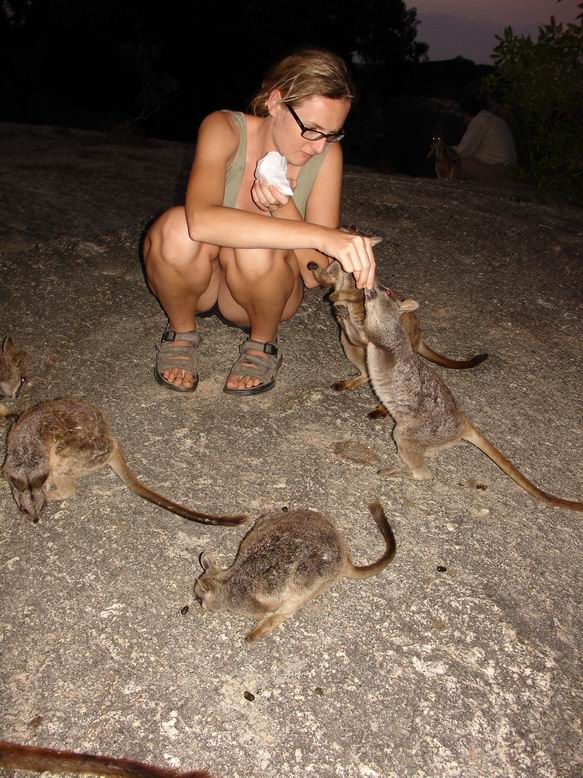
[416,341,488,370]
[109,444,247,526]
[463,423,583,512]
[346,502,397,579]
[0,740,213,778]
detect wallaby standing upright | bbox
[195,502,396,641]
[336,284,583,512]
[427,136,461,179]
[309,244,487,418]
[3,398,248,525]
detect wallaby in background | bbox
[336,285,583,512]
[0,336,27,399]
[3,398,248,525]
[195,502,396,641]
[0,739,214,778]
[309,245,487,417]
[426,136,461,180]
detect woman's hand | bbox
[318,229,377,289]
[251,177,293,215]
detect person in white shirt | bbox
[453,94,517,181]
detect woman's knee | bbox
[231,247,295,281]
[147,207,216,271]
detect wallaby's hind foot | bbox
[332,375,369,391]
[377,467,431,481]
[378,467,432,481]
[246,612,290,642]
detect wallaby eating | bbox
[308,252,487,417]
[336,285,583,512]
[426,136,461,180]
[3,398,248,525]
[0,739,214,778]
[195,502,396,641]
[0,336,27,399]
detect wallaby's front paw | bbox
[335,304,349,320]
[368,404,388,420]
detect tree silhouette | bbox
[0,0,427,140]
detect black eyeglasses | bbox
[286,104,345,143]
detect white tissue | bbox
[255,151,294,196]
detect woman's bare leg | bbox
[218,247,303,391]
[143,206,220,389]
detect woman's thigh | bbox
[144,206,222,312]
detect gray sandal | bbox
[223,338,282,396]
[155,328,201,393]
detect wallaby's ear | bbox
[341,225,382,247]
[200,551,218,574]
[15,351,27,375]
[2,337,15,354]
[397,298,419,313]
[195,578,208,594]
[308,261,335,287]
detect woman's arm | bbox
[270,143,345,287]
[185,112,375,288]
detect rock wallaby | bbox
[0,336,27,399]
[426,136,461,179]
[3,398,248,525]
[309,234,487,417]
[0,739,214,778]
[195,502,396,641]
[337,285,583,512]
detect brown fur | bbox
[2,398,247,525]
[338,285,583,512]
[0,739,213,778]
[194,502,396,641]
[308,242,487,418]
[0,336,27,400]
[426,136,461,179]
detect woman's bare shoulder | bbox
[196,110,241,158]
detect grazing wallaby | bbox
[308,255,487,417]
[3,398,248,525]
[0,336,27,399]
[0,739,214,778]
[336,286,583,512]
[195,502,396,641]
[427,136,461,180]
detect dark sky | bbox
[411,0,581,62]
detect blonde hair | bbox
[249,48,355,116]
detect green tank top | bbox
[222,110,328,219]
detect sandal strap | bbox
[231,352,274,378]
[227,338,281,382]
[156,329,201,373]
[240,338,278,358]
[161,329,201,345]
